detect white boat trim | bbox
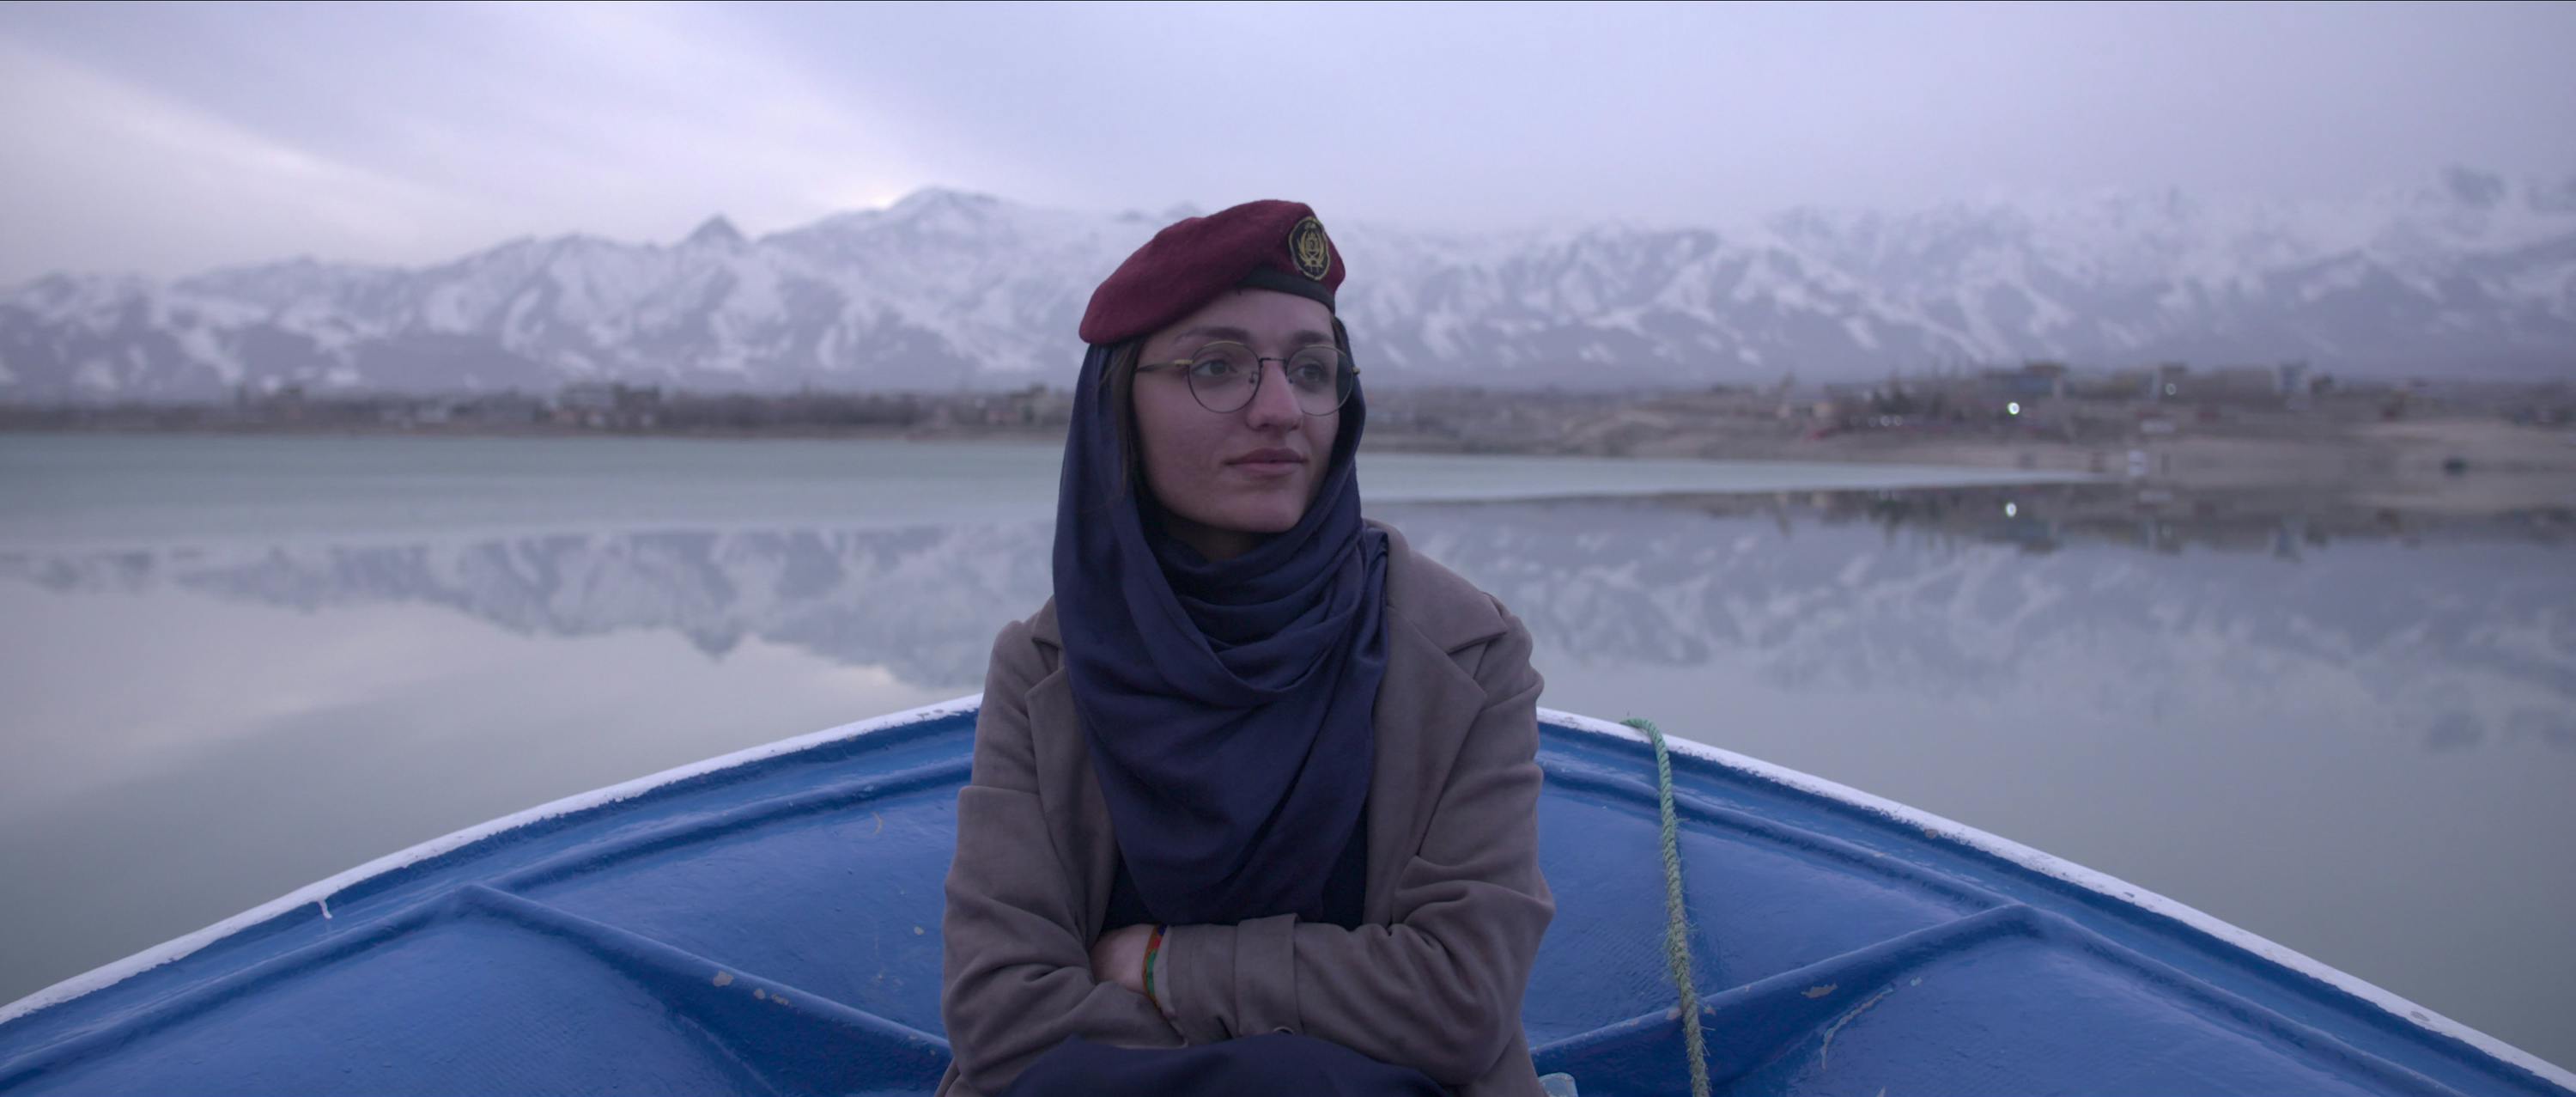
[1540,707,2576,1091]
[0,696,982,1028]
[8,696,2568,1091]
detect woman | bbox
[939,200,1553,1096]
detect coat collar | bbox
[1021,519,1506,935]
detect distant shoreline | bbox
[9,387,2575,513]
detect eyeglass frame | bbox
[1131,339,1360,416]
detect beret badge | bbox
[1289,216,1334,281]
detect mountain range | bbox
[4,167,2571,401]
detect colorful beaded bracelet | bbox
[1142,925,1166,1012]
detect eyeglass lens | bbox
[1187,344,1352,415]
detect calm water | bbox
[1,433,2569,1068]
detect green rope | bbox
[1622,716,1711,1097]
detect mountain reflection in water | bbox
[2,484,2571,1070]
[9,485,2568,753]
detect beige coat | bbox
[938,520,1553,1096]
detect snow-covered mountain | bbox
[5,168,2572,400]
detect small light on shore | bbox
[2007,402,2020,416]
[2004,502,2019,518]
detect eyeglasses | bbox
[1134,341,1358,416]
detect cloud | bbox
[0,3,933,282]
[0,41,488,281]
[3,1,2572,283]
[358,3,933,229]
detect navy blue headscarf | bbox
[1051,338,1388,928]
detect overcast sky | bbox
[2,1,2572,283]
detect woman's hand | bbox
[1089,923,1154,995]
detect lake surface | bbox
[1,432,2569,1070]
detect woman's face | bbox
[1132,288,1343,561]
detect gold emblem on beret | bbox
[1288,216,1333,281]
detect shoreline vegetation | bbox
[7,371,2573,513]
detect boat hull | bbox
[2,700,2566,1096]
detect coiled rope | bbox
[1620,716,1710,1097]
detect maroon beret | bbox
[1078,199,1346,345]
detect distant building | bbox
[2275,361,2309,398]
[2018,361,2069,399]
[457,392,545,426]
[1977,362,2066,400]
[2145,363,2189,404]
[554,382,663,429]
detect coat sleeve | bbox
[939,618,1182,1094]
[1157,602,1554,1086]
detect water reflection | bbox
[1398,489,2576,756]
[8,523,1057,687]
[6,487,2567,754]
[3,485,2573,1067]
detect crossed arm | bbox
[938,611,1552,1093]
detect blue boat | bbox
[2,700,2567,1096]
